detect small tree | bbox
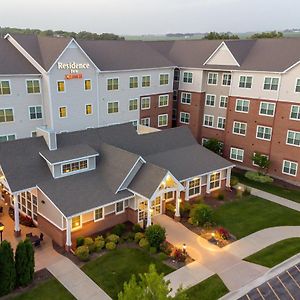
[251,153,271,174]
[24,239,35,282]
[0,241,16,296]
[145,225,166,249]
[203,139,223,156]
[15,240,32,287]
[189,204,213,226]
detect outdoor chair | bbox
[39,233,44,241]
[26,232,33,238]
[34,239,41,247]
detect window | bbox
[129,76,138,88]
[57,81,65,92]
[94,207,104,221]
[210,172,221,190]
[129,99,138,111]
[26,80,40,93]
[233,121,247,136]
[85,104,92,115]
[295,79,300,93]
[142,75,151,87]
[0,108,14,123]
[286,130,300,147]
[29,106,43,120]
[217,117,226,130]
[59,106,67,118]
[84,79,92,91]
[132,120,138,128]
[158,114,168,127]
[207,73,218,85]
[290,105,300,120]
[116,201,124,214]
[140,117,150,127]
[230,147,244,162]
[263,77,279,91]
[164,191,174,201]
[183,72,193,83]
[71,216,81,230]
[159,95,169,107]
[256,125,272,141]
[173,91,177,101]
[252,153,269,167]
[219,96,228,108]
[259,102,276,116]
[62,159,88,174]
[189,178,200,196]
[235,99,250,113]
[205,94,216,107]
[203,115,214,127]
[282,160,298,177]
[239,76,252,88]
[107,102,119,114]
[31,131,37,137]
[222,73,231,86]
[141,97,150,110]
[172,108,177,120]
[181,92,191,104]
[0,134,15,143]
[160,74,169,85]
[0,81,11,95]
[174,69,180,81]
[107,78,119,90]
[180,112,190,124]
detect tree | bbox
[251,153,271,174]
[251,31,283,39]
[203,139,223,156]
[118,264,187,300]
[24,239,35,282]
[203,32,239,40]
[0,241,16,296]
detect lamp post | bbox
[0,222,4,243]
[182,243,187,255]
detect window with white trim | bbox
[116,201,124,214]
[183,72,193,83]
[207,73,218,85]
[286,130,300,147]
[29,106,42,120]
[290,105,300,120]
[129,99,138,111]
[107,102,119,114]
[59,106,67,118]
[0,134,15,143]
[222,73,231,86]
[203,115,214,127]
[233,121,247,136]
[71,216,81,230]
[94,207,104,221]
[239,76,252,88]
[259,102,276,116]
[164,191,174,201]
[129,76,138,88]
[85,104,92,115]
[263,77,279,91]
[142,75,150,87]
[27,80,40,93]
[159,95,169,107]
[140,118,150,127]
[282,160,298,177]
[230,147,244,162]
[181,92,191,104]
[217,117,226,130]
[158,114,168,127]
[57,81,65,92]
[84,79,92,90]
[180,112,190,124]
[0,108,14,123]
[209,172,221,190]
[235,99,250,113]
[219,96,228,108]
[107,78,119,90]
[160,74,169,85]
[31,131,37,137]
[141,97,150,110]
[256,126,272,141]
[188,178,200,196]
[205,94,216,107]
[0,81,10,95]
[295,79,300,93]
[62,160,88,174]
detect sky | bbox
[1,0,299,35]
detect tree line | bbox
[203,30,284,40]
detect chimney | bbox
[36,126,57,151]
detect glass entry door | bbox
[151,197,161,216]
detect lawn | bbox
[244,238,300,268]
[82,247,174,299]
[183,275,229,300]
[13,279,75,300]
[213,196,300,239]
[233,171,300,203]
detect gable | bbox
[204,43,239,66]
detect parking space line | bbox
[287,270,300,289]
[277,275,295,300]
[267,282,280,300]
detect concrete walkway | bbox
[47,255,112,300]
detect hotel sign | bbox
[57,62,90,74]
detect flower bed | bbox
[9,207,36,227]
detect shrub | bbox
[106,242,116,250]
[112,224,126,236]
[245,171,273,183]
[243,187,251,196]
[157,252,169,261]
[84,237,96,253]
[166,203,175,214]
[24,239,34,283]
[139,238,150,249]
[75,246,89,261]
[76,236,84,247]
[172,248,187,262]
[180,202,191,218]
[132,223,143,233]
[217,193,225,201]
[145,225,166,249]
[106,234,120,244]
[189,204,213,226]
[123,231,135,241]
[230,176,239,187]
[149,247,157,255]
[134,232,144,243]
[159,241,172,255]
[215,227,230,240]
[94,239,105,252]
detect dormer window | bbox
[62,159,88,174]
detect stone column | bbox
[14,194,21,236]
[174,190,181,221]
[65,218,72,251]
[206,174,211,194]
[226,168,232,188]
[146,200,152,227]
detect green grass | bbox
[13,279,75,300]
[233,171,300,203]
[213,196,300,239]
[244,238,300,268]
[82,247,174,299]
[183,275,229,300]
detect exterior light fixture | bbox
[212,232,215,238]
[182,243,187,254]
[0,222,4,243]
